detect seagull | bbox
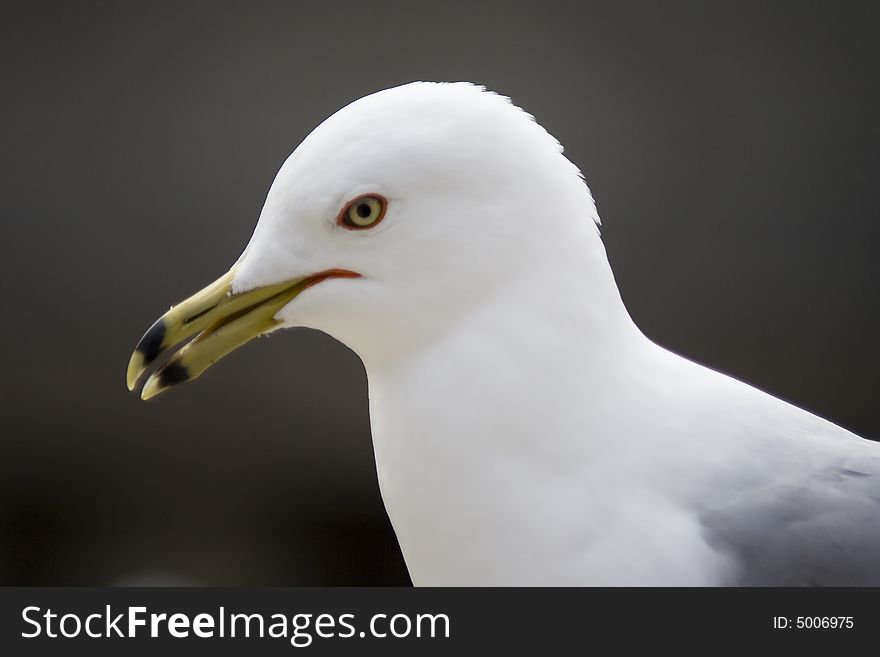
[126,82,879,586]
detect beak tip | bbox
[140,361,191,400]
[126,352,145,392]
[141,375,163,401]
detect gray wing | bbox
[700,442,880,586]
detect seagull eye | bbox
[339,194,387,229]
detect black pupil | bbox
[356,203,372,219]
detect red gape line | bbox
[303,269,362,291]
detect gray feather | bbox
[701,450,880,586]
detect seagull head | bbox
[127,82,602,399]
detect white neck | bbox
[362,240,668,584]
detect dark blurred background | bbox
[1,1,877,585]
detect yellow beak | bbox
[126,268,359,400]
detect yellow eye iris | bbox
[341,194,386,229]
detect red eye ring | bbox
[337,193,388,230]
